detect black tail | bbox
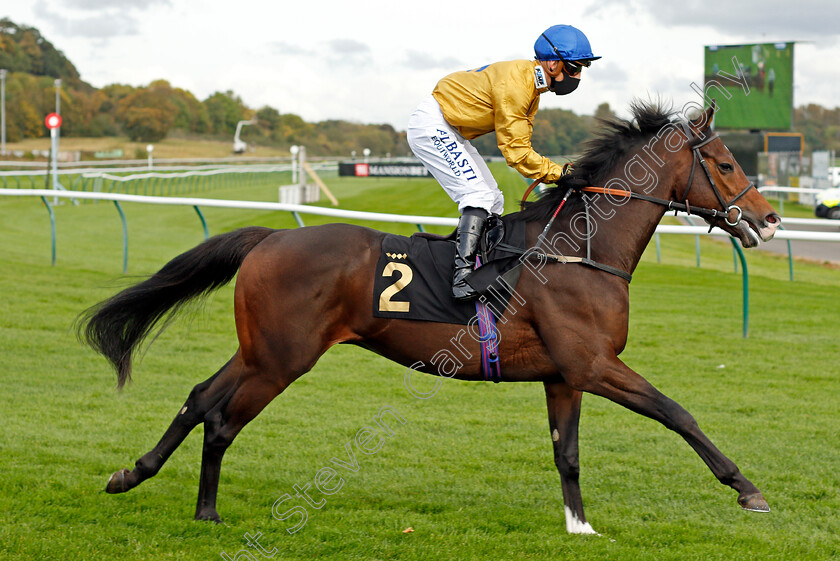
[78,226,275,389]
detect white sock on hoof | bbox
[564,506,598,535]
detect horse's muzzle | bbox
[757,213,781,242]
[737,212,780,248]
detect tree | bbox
[254,106,281,142]
[533,108,590,155]
[204,90,250,136]
[0,18,80,79]
[116,85,178,142]
[794,104,840,153]
[278,113,312,145]
[120,107,173,142]
[594,102,616,122]
[145,80,212,134]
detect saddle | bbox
[372,215,526,325]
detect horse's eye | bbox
[718,162,734,173]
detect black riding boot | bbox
[452,207,487,301]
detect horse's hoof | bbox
[738,491,770,512]
[105,468,131,494]
[195,509,223,523]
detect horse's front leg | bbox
[564,353,769,512]
[543,381,597,534]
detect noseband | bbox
[582,127,756,230]
[681,131,754,227]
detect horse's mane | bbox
[518,99,677,222]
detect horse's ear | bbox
[706,100,717,121]
[689,101,717,132]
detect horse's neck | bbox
[576,166,678,276]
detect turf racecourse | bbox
[1,164,838,561]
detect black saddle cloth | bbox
[372,216,526,324]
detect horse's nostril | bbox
[766,214,781,225]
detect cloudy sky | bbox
[5,0,839,129]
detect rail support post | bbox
[39,196,56,266]
[114,201,128,274]
[193,205,209,240]
[729,238,749,338]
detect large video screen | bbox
[704,42,794,131]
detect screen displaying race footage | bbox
[704,42,794,131]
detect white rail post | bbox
[290,145,299,184]
[298,146,306,189]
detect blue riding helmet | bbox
[534,25,600,62]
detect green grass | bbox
[1,164,839,560]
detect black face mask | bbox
[549,69,580,96]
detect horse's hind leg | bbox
[544,381,597,535]
[194,374,287,522]
[105,357,237,495]
[193,330,329,521]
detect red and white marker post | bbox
[45,112,62,130]
[45,112,63,193]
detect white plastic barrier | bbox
[655,224,840,242]
[5,188,840,238]
[5,189,833,339]
[0,189,459,227]
[0,163,342,178]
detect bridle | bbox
[518,125,758,283]
[580,126,756,230]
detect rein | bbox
[582,133,756,228]
[519,129,757,282]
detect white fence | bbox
[0,188,458,227]
[3,188,837,239]
[0,162,338,192]
[4,188,839,338]
[0,156,296,168]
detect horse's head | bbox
[679,105,781,247]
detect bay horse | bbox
[79,102,780,534]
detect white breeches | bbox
[407,95,504,215]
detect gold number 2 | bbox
[379,262,413,312]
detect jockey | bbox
[407,24,599,301]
